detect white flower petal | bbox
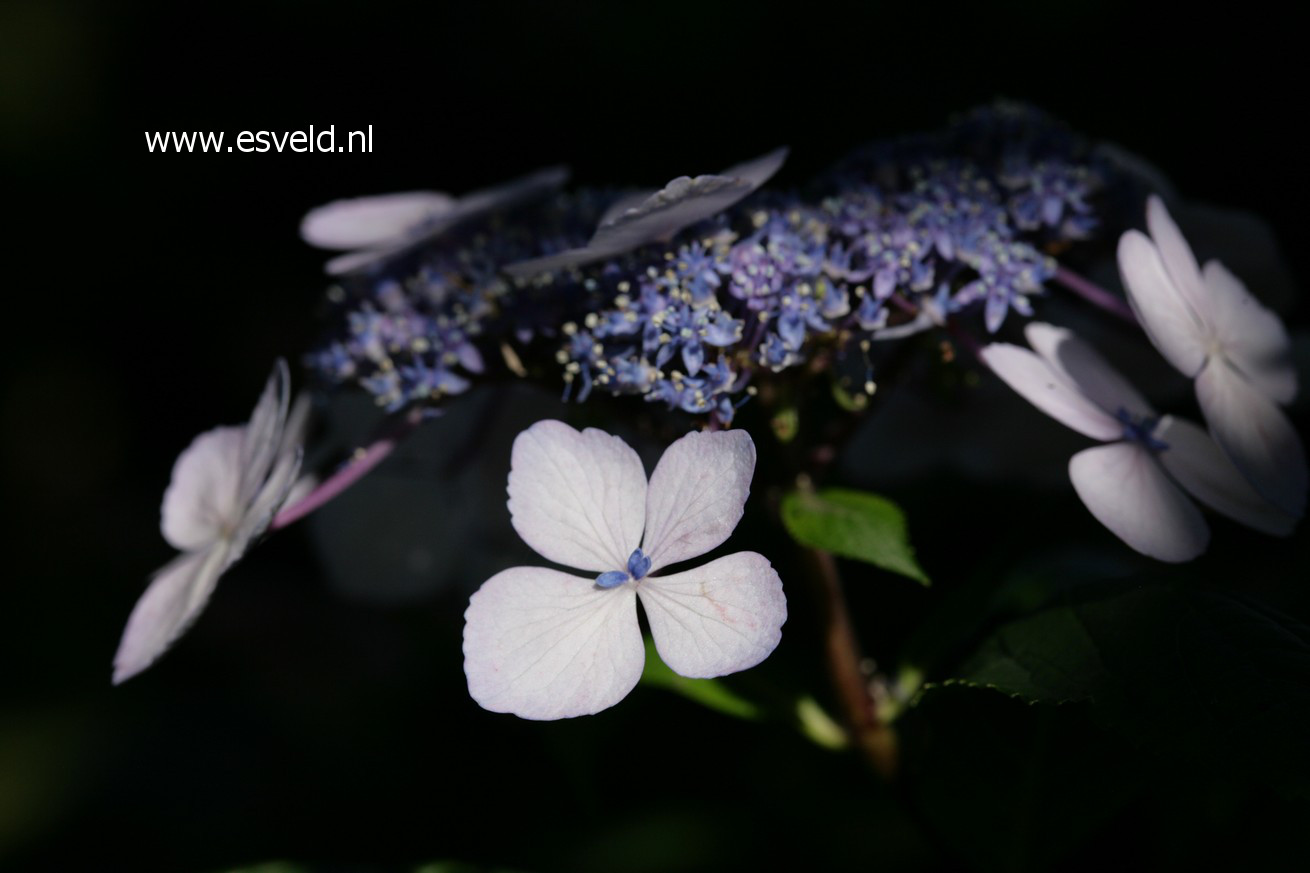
[1117,229,1206,377]
[112,543,233,684]
[160,426,245,551]
[462,566,644,719]
[980,343,1122,441]
[507,420,647,573]
[324,247,399,276]
[1195,360,1307,518]
[638,551,786,678]
[505,148,786,278]
[1024,322,1154,420]
[301,191,456,250]
[642,429,755,571]
[1068,442,1209,563]
[315,166,570,275]
[238,360,290,507]
[1155,416,1296,536]
[1201,261,1296,404]
[1145,195,1209,317]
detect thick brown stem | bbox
[806,546,898,779]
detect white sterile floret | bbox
[113,361,308,684]
[981,323,1293,563]
[301,165,570,275]
[504,147,789,279]
[462,421,787,720]
[1116,196,1305,517]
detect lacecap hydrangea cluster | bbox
[305,103,1129,425]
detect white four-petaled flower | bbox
[113,361,308,684]
[1117,196,1305,518]
[982,323,1293,562]
[462,421,787,719]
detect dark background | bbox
[3,2,1307,871]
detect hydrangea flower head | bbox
[462,421,786,719]
[113,361,307,683]
[981,323,1293,562]
[1117,196,1305,517]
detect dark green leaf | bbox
[781,487,929,585]
[939,585,1310,798]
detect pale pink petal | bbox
[160,426,245,551]
[112,543,234,684]
[507,420,647,573]
[301,191,455,250]
[980,343,1122,440]
[638,552,786,678]
[1117,229,1207,377]
[462,566,644,719]
[1068,443,1209,562]
[1195,360,1307,518]
[1201,261,1296,404]
[1145,195,1208,316]
[642,429,755,572]
[1024,322,1154,420]
[1155,416,1296,536]
[505,148,787,278]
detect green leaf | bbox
[938,584,1310,798]
[781,487,929,585]
[900,685,1142,873]
[639,637,762,720]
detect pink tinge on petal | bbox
[980,342,1122,441]
[638,551,786,679]
[1068,442,1209,563]
[462,566,645,720]
[643,429,756,571]
[1195,360,1307,519]
[1116,230,1207,378]
[507,420,648,573]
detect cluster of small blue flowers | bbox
[305,103,1114,423]
[305,195,607,413]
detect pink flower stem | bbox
[1053,265,1137,325]
[270,406,425,530]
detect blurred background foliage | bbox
[2,1,1307,870]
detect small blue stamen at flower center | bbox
[594,549,652,589]
[627,548,652,580]
[1116,407,1168,453]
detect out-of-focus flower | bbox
[462,421,786,719]
[113,361,308,683]
[981,323,1293,562]
[504,148,788,278]
[1117,196,1305,517]
[302,165,570,275]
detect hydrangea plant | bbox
[114,104,1305,797]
